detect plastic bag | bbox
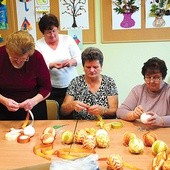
[50,154,99,170]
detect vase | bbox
[120,13,135,28]
[152,15,165,28]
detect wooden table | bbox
[0,119,169,170]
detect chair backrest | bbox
[46,100,59,120]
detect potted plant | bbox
[113,0,139,14]
[112,0,140,28]
[149,0,170,27]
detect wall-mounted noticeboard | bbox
[0,0,95,45]
[101,0,170,43]
[36,0,96,44]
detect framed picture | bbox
[101,0,170,43]
[36,0,96,44]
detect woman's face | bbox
[144,71,163,92]
[8,52,30,69]
[44,26,59,44]
[84,60,102,79]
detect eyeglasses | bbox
[144,76,162,83]
[9,57,29,62]
[44,29,58,36]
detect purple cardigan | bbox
[0,46,51,103]
[116,83,170,126]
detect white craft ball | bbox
[140,113,151,124]
[24,125,35,137]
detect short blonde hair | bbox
[6,30,35,56]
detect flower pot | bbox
[152,15,165,27]
[120,13,135,28]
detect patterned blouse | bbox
[67,75,118,120]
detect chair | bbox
[46,100,59,120]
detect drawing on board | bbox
[59,0,89,30]
[0,0,8,30]
[145,0,170,28]
[112,0,141,30]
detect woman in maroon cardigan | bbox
[0,30,51,120]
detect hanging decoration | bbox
[21,17,32,30]
[19,0,31,12]
[16,0,36,40]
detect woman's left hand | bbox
[62,59,77,67]
[145,112,164,126]
[87,105,104,116]
[19,99,35,111]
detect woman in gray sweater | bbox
[116,57,170,127]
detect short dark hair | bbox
[38,14,59,34]
[81,47,104,67]
[141,57,167,79]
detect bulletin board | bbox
[101,0,170,43]
[0,0,17,46]
[36,0,96,44]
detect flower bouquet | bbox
[112,0,139,14]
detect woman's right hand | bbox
[5,98,19,112]
[74,101,90,112]
[133,105,144,119]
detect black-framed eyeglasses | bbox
[144,76,162,83]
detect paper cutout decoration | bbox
[21,17,32,30]
[19,0,31,11]
[73,35,80,45]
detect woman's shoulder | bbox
[163,82,170,91]
[71,75,84,83]
[102,75,116,83]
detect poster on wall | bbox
[35,0,50,22]
[112,0,141,30]
[0,0,8,30]
[68,28,83,50]
[59,0,89,30]
[145,0,170,28]
[16,0,37,40]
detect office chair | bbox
[46,100,59,120]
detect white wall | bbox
[77,0,170,105]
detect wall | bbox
[78,0,170,105]
[1,0,170,105]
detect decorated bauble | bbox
[43,127,56,137]
[122,131,136,146]
[96,133,110,148]
[41,133,55,144]
[143,131,157,147]
[75,129,87,144]
[107,154,123,170]
[96,129,108,137]
[152,140,168,155]
[40,126,56,144]
[140,113,151,124]
[129,138,144,154]
[83,135,96,150]
[61,130,74,144]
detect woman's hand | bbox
[74,101,90,112]
[133,105,144,119]
[62,59,77,67]
[87,105,104,116]
[19,99,35,111]
[145,112,164,126]
[5,98,19,112]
